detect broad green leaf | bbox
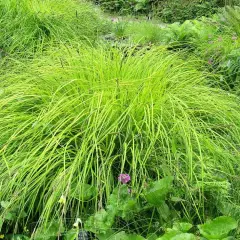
[107,185,140,220]
[171,233,196,240]
[158,202,170,221]
[3,209,26,221]
[64,229,78,240]
[198,216,237,239]
[124,234,145,240]
[34,222,64,240]
[71,183,97,201]
[108,231,145,240]
[170,197,185,203]
[85,209,115,234]
[157,230,182,240]
[96,230,115,240]
[147,233,158,240]
[172,222,193,232]
[144,177,174,207]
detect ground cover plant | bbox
[1,45,240,238]
[0,0,106,57]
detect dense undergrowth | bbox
[91,0,240,23]
[1,0,240,239]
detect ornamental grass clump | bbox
[0,45,240,230]
[0,0,103,57]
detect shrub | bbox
[92,0,157,15]
[156,0,219,23]
[1,46,240,232]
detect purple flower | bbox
[118,173,131,184]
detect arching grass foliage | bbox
[0,0,105,57]
[0,46,240,232]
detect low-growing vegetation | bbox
[0,0,106,57]
[0,0,240,239]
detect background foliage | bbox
[92,0,240,22]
